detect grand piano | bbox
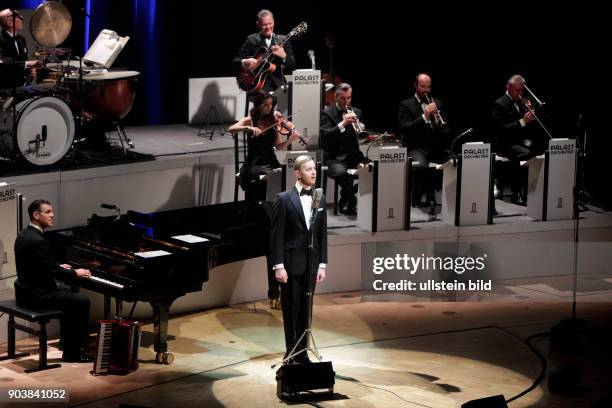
[47,201,270,364]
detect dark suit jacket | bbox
[233,32,296,92]
[270,187,327,277]
[0,29,27,89]
[13,226,76,300]
[320,104,367,166]
[491,93,535,153]
[398,95,450,151]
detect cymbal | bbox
[30,1,72,48]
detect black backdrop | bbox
[13,0,610,207]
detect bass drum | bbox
[0,96,74,166]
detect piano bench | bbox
[0,299,63,373]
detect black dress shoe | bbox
[340,206,357,216]
[62,350,93,363]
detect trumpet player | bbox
[320,83,369,216]
[491,74,545,206]
[398,73,451,207]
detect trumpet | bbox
[346,106,369,142]
[423,93,446,127]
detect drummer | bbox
[0,9,42,90]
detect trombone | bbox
[346,106,369,142]
[518,82,553,140]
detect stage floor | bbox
[1,294,611,407]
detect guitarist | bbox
[233,9,296,93]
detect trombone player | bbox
[398,73,451,207]
[320,83,369,216]
[491,74,545,205]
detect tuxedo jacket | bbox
[398,95,449,151]
[0,29,27,89]
[320,104,367,166]
[233,32,296,91]
[14,226,76,299]
[491,93,536,152]
[270,187,327,277]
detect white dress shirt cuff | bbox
[273,263,284,270]
[519,119,526,127]
[319,263,326,269]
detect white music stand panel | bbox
[0,183,18,283]
[287,69,321,149]
[188,77,247,124]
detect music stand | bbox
[196,105,228,140]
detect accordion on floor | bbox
[92,319,142,375]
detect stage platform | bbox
[1,123,611,342]
[1,124,611,407]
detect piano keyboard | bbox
[90,275,124,289]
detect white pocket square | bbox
[317,208,324,212]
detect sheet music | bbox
[172,234,209,244]
[84,29,130,68]
[135,250,171,258]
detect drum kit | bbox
[0,1,139,167]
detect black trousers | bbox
[409,148,450,205]
[498,145,538,194]
[280,271,315,355]
[326,160,357,208]
[16,283,90,353]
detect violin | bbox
[256,113,308,146]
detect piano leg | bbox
[104,295,111,320]
[150,297,177,365]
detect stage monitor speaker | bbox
[275,361,335,399]
[461,394,507,408]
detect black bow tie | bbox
[300,189,313,197]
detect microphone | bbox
[307,50,316,70]
[100,203,117,210]
[312,188,323,209]
[41,125,47,147]
[450,128,474,167]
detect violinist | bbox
[229,91,302,202]
[491,74,544,205]
[233,9,296,93]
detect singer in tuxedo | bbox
[398,73,451,207]
[270,156,327,363]
[0,9,39,89]
[13,199,93,363]
[491,74,543,205]
[320,82,369,215]
[233,9,296,93]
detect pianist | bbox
[13,199,93,363]
[270,156,327,364]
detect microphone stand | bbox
[450,128,474,167]
[10,9,18,157]
[550,114,587,354]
